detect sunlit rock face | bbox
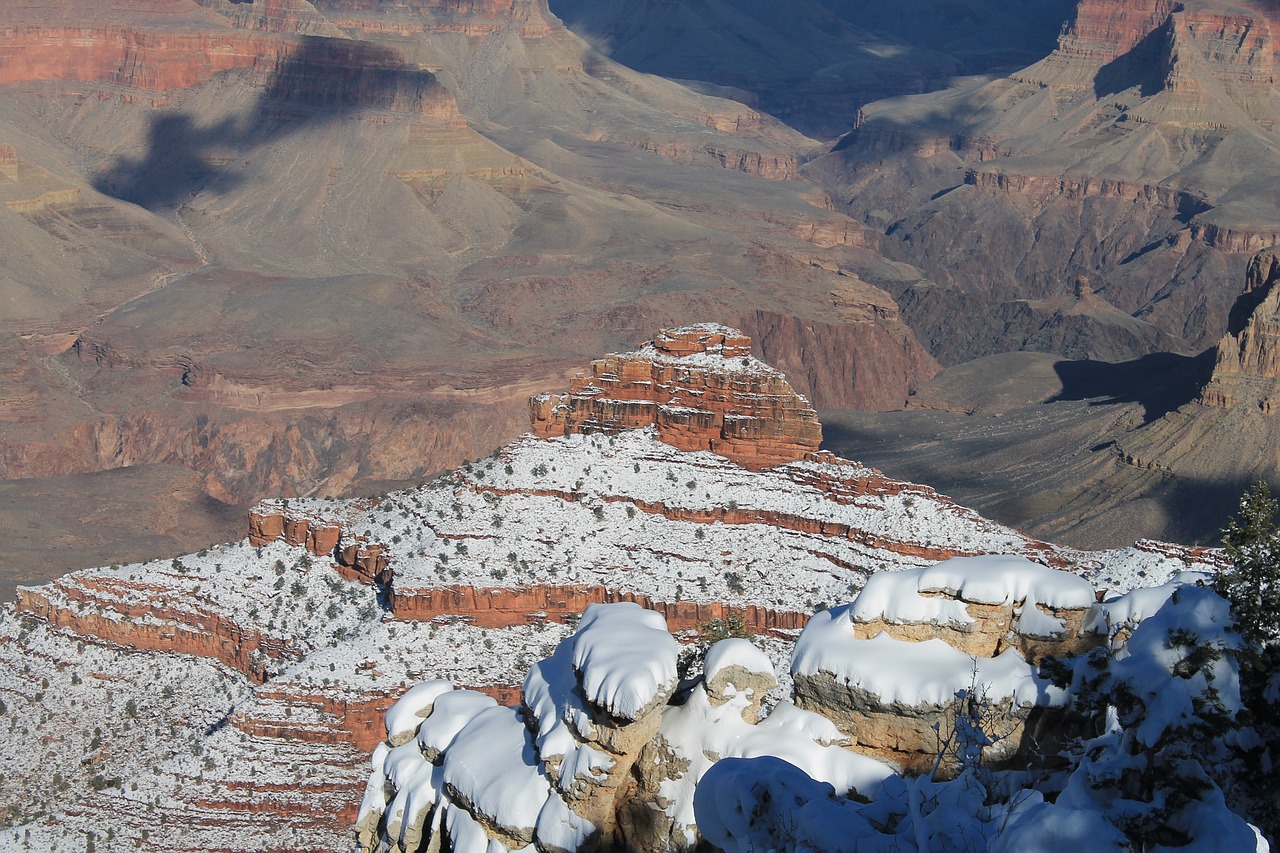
[531,324,823,469]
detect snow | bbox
[1084,572,1211,639]
[703,638,775,684]
[441,705,550,839]
[793,615,1065,708]
[1109,585,1245,747]
[571,603,678,720]
[444,806,511,853]
[533,788,595,852]
[0,412,1236,852]
[382,741,441,846]
[754,700,847,746]
[653,676,893,843]
[523,640,597,763]
[357,742,393,824]
[521,638,616,794]
[416,690,498,759]
[253,428,1050,620]
[1015,603,1068,639]
[385,679,453,742]
[850,555,1096,630]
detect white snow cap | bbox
[441,705,550,840]
[704,638,775,684]
[572,603,679,720]
[850,554,1096,627]
[386,679,454,741]
[416,690,498,758]
[793,617,1065,708]
[1084,572,1211,638]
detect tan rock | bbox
[1200,249,1280,413]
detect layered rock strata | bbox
[0,341,1226,852]
[813,0,1280,362]
[530,324,822,468]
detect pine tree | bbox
[1216,479,1280,648]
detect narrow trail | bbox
[64,205,216,341]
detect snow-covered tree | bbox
[1217,480,1280,650]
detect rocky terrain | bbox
[821,247,1280,549]
[9,0,1280,591]
[354,554,1258,852]
[0,331,1224,851]
[809,0,1280,365]
[0,0,947,592]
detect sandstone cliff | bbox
[530,325,822,468]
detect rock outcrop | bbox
[1199,249,1280,413]
[791,555,1101,774]
[0,335,1226,852]
[811,0,1280,364]
[530,324,822,468]
[354,604,893,853]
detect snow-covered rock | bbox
[356,605,893,853]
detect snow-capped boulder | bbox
[703,638,777,724]
[791,554,1091,774]
[846,555,1102,661]
[356,604,889,853]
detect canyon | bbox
[821,246,1280,549]
[7,0,1280,589]
[0,332,1224,850]
[0,0,959,592]
[809,0,1280,368]
[2,0,1280,848]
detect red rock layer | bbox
[0,27,462,123]
[387,584,810,635]
[1058,0,1181,65]
[231,681,521,755]
[15,579,296,683]
[1024,0,1280,117]
[0,26,285,91]
[247,505,390,582]
[530,326,822,468]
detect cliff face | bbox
[0,0,940,582]
[530,325,823,468]
[1199,249,1280,413]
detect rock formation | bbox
[0,0,947,594]
[354,568,1219,852]
[354,604,893,853]
[1199,249,1280,413]
[791,555,1101,773]
[0,334,1226,851]
[530,325,823,468]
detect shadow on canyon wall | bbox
[1048,349,1215,424]
[1092,21,1169,100]
[92,35,444,210]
